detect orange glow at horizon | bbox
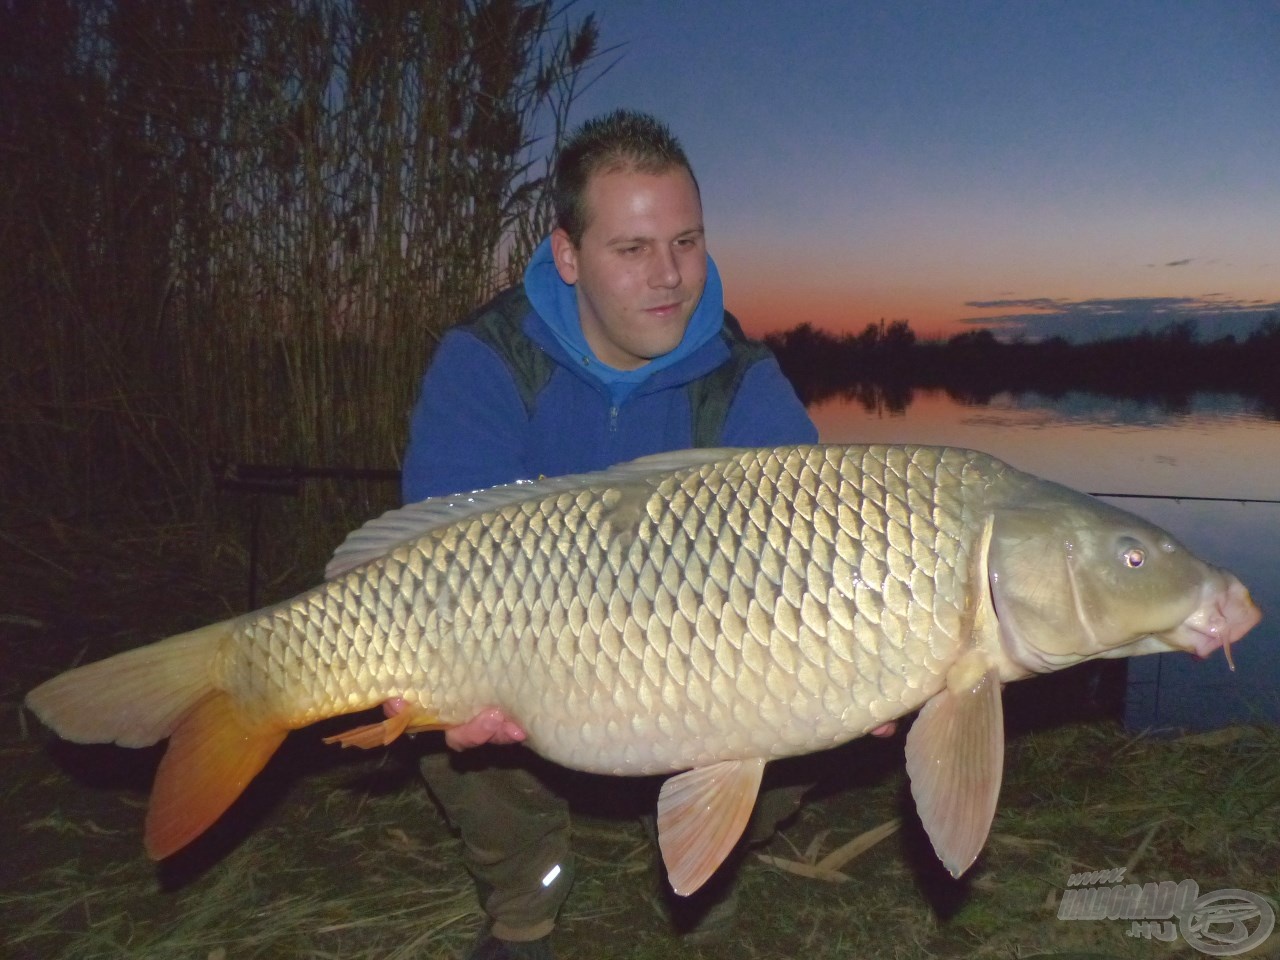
[720,273,978,343]
[711,244,1046,342]
[714,252,1280,344]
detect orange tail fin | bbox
[26,619,286,858]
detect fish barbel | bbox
[26,445,1260,893]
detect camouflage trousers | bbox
[420,747,808,942]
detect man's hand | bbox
[383,699,527,751]
[443,707,528,750]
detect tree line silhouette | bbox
[764,314,1280,419]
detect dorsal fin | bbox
[324,447,749,580]
[606,446,743,475]
[325,477,585,580]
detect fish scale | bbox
[224,448,969,770]
[26,443,1260,886]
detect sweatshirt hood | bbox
[522,237,725,404]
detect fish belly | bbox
[220,446,987,774]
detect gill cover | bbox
[987,492,1207,672]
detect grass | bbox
[4,511,1279,960]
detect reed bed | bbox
[1,0,602,559]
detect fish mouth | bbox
[1164,574,1261,670]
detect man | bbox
[401,110,817,960]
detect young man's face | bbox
[550,166,707,370]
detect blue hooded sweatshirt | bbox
[402,241,816,503]
[522,237,728,406]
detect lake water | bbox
[809,388,1280,731]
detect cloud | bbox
[956,294,1280,343]
[965,297,1066,311]
[1143,258,1198,268]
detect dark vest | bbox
[462,287,772,448]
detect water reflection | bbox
[1001,390,1276,428]
[813,387,1280,502]
[810,387,1279,731]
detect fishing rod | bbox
[213,461,1280,606]
[215,462,1280,506]
[1090,492,1280,505]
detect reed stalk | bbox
[1,1,599,570]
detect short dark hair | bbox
[553,109,699,245]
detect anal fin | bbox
[145,691,287,860]
[656,758,766,896]
[904,663,1004,878]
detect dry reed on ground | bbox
[7,716,1278,960]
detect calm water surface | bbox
[810,388,1280,730]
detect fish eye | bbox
[1122,546,1146,568]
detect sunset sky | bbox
[569,1,1280,342]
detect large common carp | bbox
[26,445,1260,894]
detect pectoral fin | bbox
[656,758,766,896]
[323,707,444,749]
[904,662,1004,878]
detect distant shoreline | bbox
[765,317,1280,419]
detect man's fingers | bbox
[444,708,527,751]
[493,720,527,744]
